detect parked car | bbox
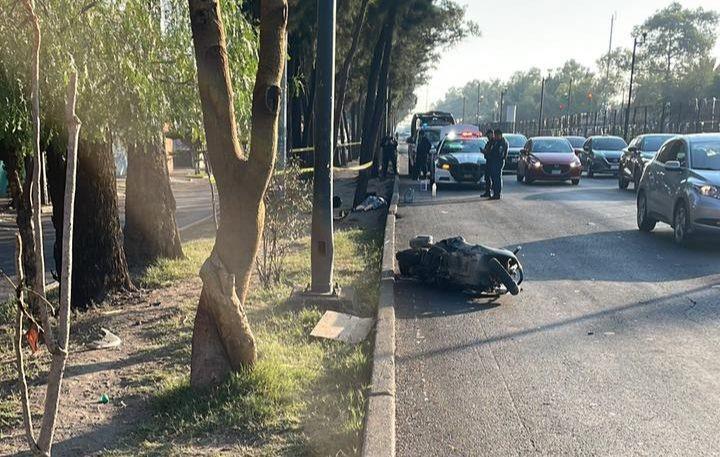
[619,134,675,190]
[432,130,488,189]
[517,137,582,185]
[503,133,528,171]
[636,133,720,244]
[581,136,627,177]
[564,136,586,156]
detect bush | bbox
[256,162,311,286]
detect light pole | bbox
[311,0,336,294]
[462,95,466,122]
[624,32,647,141]
[476,83,481,125]
[537,77,546,136]
[567,77,573,113]
[499,89,507,126]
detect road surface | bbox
[0,172,212,278]
[394,153,720,456]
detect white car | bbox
[431,131,488,188]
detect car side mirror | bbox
[665,160,682,171]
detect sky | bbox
[414,0,720,111]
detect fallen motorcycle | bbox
[396,236,524,296]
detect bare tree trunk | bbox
[354,4,397,207]
[36,68,80,456]
[124,140,183,265]
[72,138,132,307]
[333,0,370,148]
[188,0,287,388]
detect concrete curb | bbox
[362,175,399,457]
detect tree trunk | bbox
[354,5,396,207]
[72,139,132,308]
[188,0,287,388]
[6,152,37,288]
[124,141,183,265]
[45,138,66,280]
[333,0,370,148]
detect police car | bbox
[431,126,488,188]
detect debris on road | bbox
[310,311,374,345]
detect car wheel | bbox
[637,192,657,232]
[633,170,641,190]
[587,164,594,178]
[673,202,691,245]
[618,171,629,189]
[571,179,580,186]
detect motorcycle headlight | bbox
[695,184,720,199]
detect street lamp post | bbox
[623,32,647,141]
[499,89,507,126]
[537,77,546,136]
[311,0,336,294]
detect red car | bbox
[517,137,582,185]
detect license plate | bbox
[551,169,561,175]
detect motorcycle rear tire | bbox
[488,258,520,296]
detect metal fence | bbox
[501,98,719,140]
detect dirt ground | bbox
[0,174,394,457]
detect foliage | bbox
[256,162,312,287]
[434,2,719,123]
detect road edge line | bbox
[362,175,399,457]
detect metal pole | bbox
[624,34,645,140]
[462,95,466,122]
[476,83,481,126]
[311,0,335,294]
[537,77,545,136]
[499,89,506,126]
[567,77,573,113]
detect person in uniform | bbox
[416,130,432,179]
[481,129,495,197]
[489,128,509,199]
[381,134,398,178]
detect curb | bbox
[362,175,399,457]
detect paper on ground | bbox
[310,311,374,344]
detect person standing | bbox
[481,129,495,197]
[381,134,398,178]
[489,128,509,199]
[416,130,432,179]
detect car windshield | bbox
[565,137,585,148]
[531,139,573,153]
[690,140,720,171]
[439,138,487,155]
[505,135,527,148]
[643,135,674,152]
[593,137,627,150]
[423,130,441,144]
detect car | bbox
[517,137,582,185]
[581,135,628,177]
[503,133,528,171]
[636,133,720,244]
[565,136,586,156]
[407,111,455,179]
[618,134,675,190]
[431,131,488,188]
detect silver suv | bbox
[636,134,720,244]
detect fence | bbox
[503,98,719,140]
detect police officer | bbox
[381,134,398,178]
[416,130,432,179]
[481,129,495,198]
[489,128,509,199]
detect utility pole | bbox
[606,13,615,83]
[476,83,481,126]
[624,32,646,141]
[311,0,335,294]
[567,77,573,113]
[462,95,466,122]
[538,77,546,136]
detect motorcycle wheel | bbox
[488,258,520,296]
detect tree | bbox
[187,0,287,387]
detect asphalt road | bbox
[394,153,720,456]
[0,172,213,278]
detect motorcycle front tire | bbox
[488,258,520,296]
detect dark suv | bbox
[618,134,675,190]
[503,134,528,171]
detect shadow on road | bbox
[523,186,636,202]
[505,228,720,283]
[395,279,502,320]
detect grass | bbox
[114,227,383,455]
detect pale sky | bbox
[416,0,720,110]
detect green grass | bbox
[113,227,383,456]
[139,239,214,288]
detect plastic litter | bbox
[99,393,109,404]
[87,328,122,350]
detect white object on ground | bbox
[310,311,374,345]
[87,328,122,350]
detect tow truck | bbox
[406,111,455,179]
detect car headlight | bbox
[533,161,542,168]
[441,163,451,170]
[695,184,720,199]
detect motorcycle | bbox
[396,236,524,296]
